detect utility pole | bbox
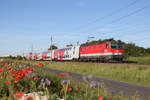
[31,44,33,60]
[50,36,53,62]
[23,51,24,60]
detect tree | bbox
[48,45,58,50]
[66,44,73,47]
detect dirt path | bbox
[43,67,150,100]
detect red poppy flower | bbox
[19,91,24,98]
[14,92,24,99]
[98,96,104,100]
[12,70,16,74]
[66,73,71,77]
[68,88,72,92]
[27,97,33,100]
[0,70,3,72]
[14,92,19,98]
[39,62,43,67]
[14,79,18,83]
[26,77,29,80]
[61,89,64,93]
[12,75,16,78]
[76,88,79,92]
[35,64,38,67]
[59,73,63,77]
[7,67,12,71]
[5,80,11,84]
[6,73,9,78]
[28,67,32,71]
[34,77,38,81]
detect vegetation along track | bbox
[50,60,150,66]
[43,67,150,100]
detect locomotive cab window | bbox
[110,43,123,49]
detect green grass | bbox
[124,56,150,64]
[23,60,150,87]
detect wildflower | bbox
[35,64,38,67]
[19,91,24,98]
[98,96,104,100]
[61,80,70,85]
[14,91,24,99]
[5,80,10,84]
[83,75,92,81]
[26,77,29,80]
[26,71,36,78]
[12,75,16,78]
[7,67,12,71]
[61,89,64,93]
[66,73,71,77]
[14,79,18,83]
[0,70,3,72]
[76,88,79,92]
[14,92,19,98]
[27,96,33,100]
[28,67,32,71]
[45,78,51,85]
[6,73,9,78]
[90,81,100,88]
[38,85,42,89]
[39,62,43,67]
[59,73,63,77]
[12,70,16,74]
[68,88,72,92]
[34,76,38,81]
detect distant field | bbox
[124,56,150,64]
[20,60,150,87]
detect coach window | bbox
[99,46,101,48]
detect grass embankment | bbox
[23,60,150,87]
[124,56,150,64]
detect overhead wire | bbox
[74,0,141,31]
[82,4,150,34]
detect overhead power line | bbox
[74,0,141,31]
[83,3,150,34]
[93,19,150,38]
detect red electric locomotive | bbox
[80,42,124,61]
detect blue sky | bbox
[0,0,150,56]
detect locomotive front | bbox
[106,42,124,61]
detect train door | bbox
[72,46,80,59]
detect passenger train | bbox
[25,42,124,62]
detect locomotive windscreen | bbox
[110,43,123,49]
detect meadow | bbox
[124,56,150,64]
[21,60,150,87]
[0,59,140,100]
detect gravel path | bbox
[43,67,150,100]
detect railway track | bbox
[45,60,150,66]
